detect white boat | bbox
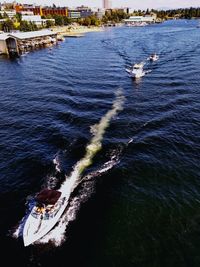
[23,189,67,247]
[133,62,145,69]
[149,54,159,61]
[126,22,148,27]
[126,67,145,79]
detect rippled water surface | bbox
[1,20,200,267]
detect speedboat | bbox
[126,67,145,79]
[149,54,159,61]
[23,189,67,247]
[133,62,144,69]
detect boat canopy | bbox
[36,189,61,205]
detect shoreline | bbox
[52,25,104,37]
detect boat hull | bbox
[125,68,145,78]
[23,196,67,246]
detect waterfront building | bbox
[68,10,81,19]
[76,6,93,18]
[41,7,68,17]
[96,9,105,19]
[68,7,93,19]
[15,4,68,17]
[21,15,55,27]
[15,4,42,16]
[19,11,34,16]
[0,29,57,56]
[124,13,157,25]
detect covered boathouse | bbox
[0,29,57,57]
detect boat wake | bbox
[53,153,62,173]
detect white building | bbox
[103,0,112,9]
[20,11,34,16]
[0,10,16,18]
[96,9,105,19]
[22,15,55,26]
[124,13,157,24]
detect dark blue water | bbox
[1,19,200,266]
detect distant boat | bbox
[148,53,159,61]
[23,189,67,247]
[133,62,145,69]
[126,67,145,79]
[126,22,148,27]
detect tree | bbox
[19,20,38,31]
[90,15,101,26]
[15,12,22,22]
[63,16,72,25]
[46,20,54,28]
[46,14,53,19]
[82,17,91,26]
[2,19,14,32]
[53,15,64,26]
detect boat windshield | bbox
[31,197,65,220]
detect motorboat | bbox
[149,53,159,61]
[133,62,145,69]
[126,67,145,79]
[23,189,67,247]
[126,22,148,27]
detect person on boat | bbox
[36,204,45,213]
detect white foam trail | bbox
[36,89,125,245]
[53,154,61,173]
[60,88,125,193]
[128,138,133,144]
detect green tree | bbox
[46,14,53,19]
[46,20,54,28]
[19,20,38,31]
[82,17,91,26]
[15,12,22,22]
[63,16,72,25]
[2,19,14,32]
[53,15,64,26]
